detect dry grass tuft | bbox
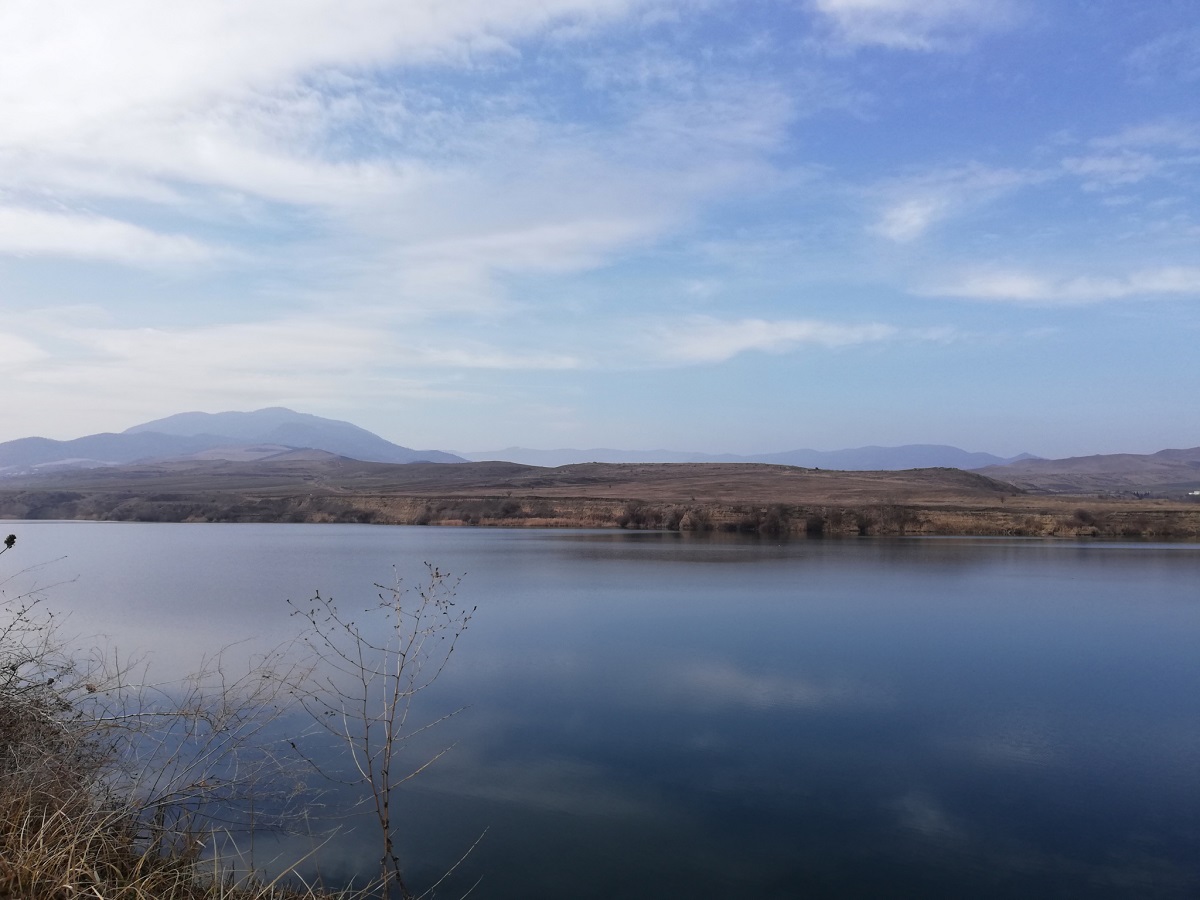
[0,579,358,900]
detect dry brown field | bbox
[1,459,1198,538]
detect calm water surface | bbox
[5,523,1200,898]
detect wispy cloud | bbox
[1126,27,1200,84]
[394,343,582,371]
[0,1,700,264]
[0,206,219,265]
[0,1,1196,454]
[1090,120,1200,152]
[1060,120,1200,192]
[2,314,463,436]
[0,0,804,334]
[923,266,1200,304]
[874,197,950,243]
[0,333,48,370]
[1060,151,1162,190]
[810,0,1020,51]
[661,660,879,711]
[646,316,900,364]
[870,164,1038,242]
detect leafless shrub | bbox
[287,565,478,899]
[0,534,342,899]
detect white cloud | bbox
[1060,121,1200,191]
[1061,151,1163,189]
[649,316,899,363]
[0,0,706,273]
[0,206,218,265]
[400,217,665,278]
[396,343,581,370]
[1126,27,1200,84]
[811,0,1019,51]
[873,197,949,242]
[0,1,664,143]
[0,0,802,339]
[1091,121,1200,152]
[0,333,48,370]
[924,266,1200,304]
[1,315,458,437]
[31,318,390,387]
[870,164,1037,242]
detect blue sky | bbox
[1,0,1198,458]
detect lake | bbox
[5,522,1200,898]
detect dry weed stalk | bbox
[0,534,328,899]
[2,535,480,899]
[287,564,477,900]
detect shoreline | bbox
[3,489,1199,540]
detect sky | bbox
[1,0,1198,459]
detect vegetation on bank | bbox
[2,488,1200,539]
[1,536,475,899]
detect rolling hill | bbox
[978,447,1200,493]
[0,407,464,473]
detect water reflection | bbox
[5,523,1200,897]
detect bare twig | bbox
[287,564,477,899]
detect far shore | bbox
[3,490,1199,540]
[1,459,1198,539]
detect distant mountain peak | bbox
[126,407,329,436]
[0,408,463,473]
[122,408,464,463]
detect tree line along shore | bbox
[2,488,1199,540]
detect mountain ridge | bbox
[977,446,1200,493]
[2,408,1197,494]
[0,408,463,473]
[461,444,1037,471]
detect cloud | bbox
[923,266,1200,304]
[874,197,950,242]
[661,660,878,711]
[1126,27,1200,84]
[0,0,803,343]
[400,217,665,278]
[1090,120,1200,152]
[0,333,48,370]
[870,164,1037,242]
[892,790,967,841]
[0,206,219,265]
[1060,120,1200,191]
[0,300,608,440]
[1060,151,1162,190]
[810,0,1019,51]
[0,1,702,260]
[648,316,900,364]
[0,1,666,142]
[0,313,477,438]
[395,343,581,370]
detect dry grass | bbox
[2,458,1198,539]
[0,533,483,900]
[0,579,363,900]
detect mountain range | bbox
[459,445,1035,470]
[0,408,1035,474]
[1,408,1197,495]
[0,407,463,473]
[978,448,1200,493]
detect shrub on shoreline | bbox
[0,534,426,899]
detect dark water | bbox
[6,523,1200,897]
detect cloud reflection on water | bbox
[657,660,884,712]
